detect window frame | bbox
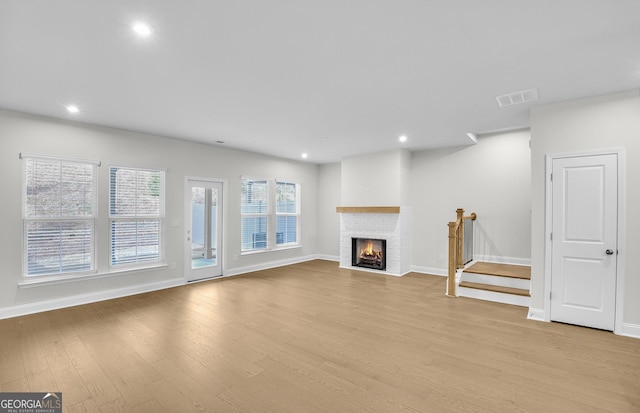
[241,178,270,253]
[21,153,99,279]
[241,177,301,253]
[109,165,166,269]
[275,180,300,247]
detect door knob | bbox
[606,249,614,255]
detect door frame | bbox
[184,176,228,283]
[543,148,625,334]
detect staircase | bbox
[457,261,531,307]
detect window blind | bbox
[22,155,97,276]
[276,181,299,245]
[109,166,164,266]
[241,179,268,251]
[240,178,300,251]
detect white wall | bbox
[313,130,532,275]
[410,130,532,274]
[341,149,411,206]
[316,162,341,259]
[530,90,640,327]
[0,109,318,317]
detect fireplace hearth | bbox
[352,238,386,271]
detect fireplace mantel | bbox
[336,206,400,214]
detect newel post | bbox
[447,221,457,297]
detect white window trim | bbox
[109,165,166,270]
[241,177,270,253]
[275,180,301,248]
[241,177,301,254]
[21,153,99,279]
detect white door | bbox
[185,179,223,282]
[550,154,617,330]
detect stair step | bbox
[464,262,530,280]
[460,272,530,290]
[458,281,530,297]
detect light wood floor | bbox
[1,260,639,412]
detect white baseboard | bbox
[224,254,319,277]
[621,323,640,339]
[410,257,531,278]
[473,255,531,266]
[0,278,184,320]
[527,307,547,322]
[314,254,339,262]
[528,309,638,339]
[411,265,447,277]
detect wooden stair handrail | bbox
[447,208,477,297]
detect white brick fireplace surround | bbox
[337,206,413,276]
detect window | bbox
[276,181,299,246]
[109,166,165,267]
[241,179,269,251]
[22,154,98,277]
[241,178,300,252]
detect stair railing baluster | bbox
[447,208,477,297]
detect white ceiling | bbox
[1,1,639,164]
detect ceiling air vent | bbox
[496,88,538,107]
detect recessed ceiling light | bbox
[398,135,408,143]
[132,21,153,37]
[66,105,80,114]
[301,153,308,159]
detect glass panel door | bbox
[186,179,222,281]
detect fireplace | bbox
[338,207,412,276]
[352,238,386,271]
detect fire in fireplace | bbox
[352,238,386,270]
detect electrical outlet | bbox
[170,262,176,270]
[438,254,445,262]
